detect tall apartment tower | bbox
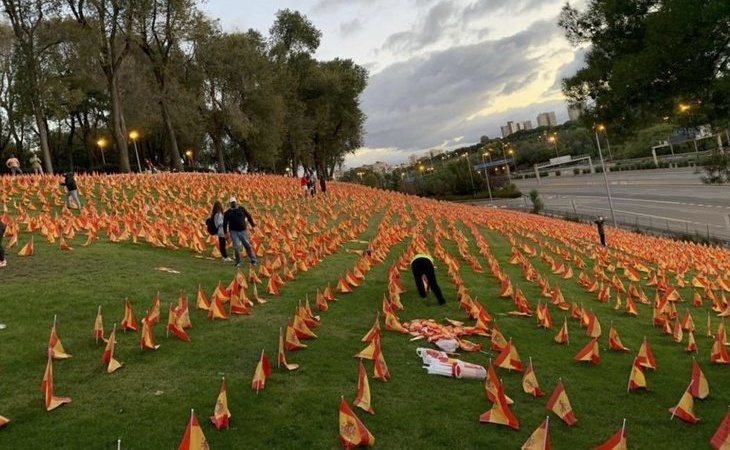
[536,112,558,127]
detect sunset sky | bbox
[204,0,588,167]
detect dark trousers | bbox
[411,257,446,304]
[599,233,606,246]
[0,223,5,261]
[218,236,228,258]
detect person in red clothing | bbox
[300,172,310,197]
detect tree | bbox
[68,0,134,172]
[560,0,730,133]
[134,0,199,171]
[2,0,63,173]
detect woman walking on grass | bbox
[211,201,231,262]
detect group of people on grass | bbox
[5,154,43,175]
[300,171,318,197]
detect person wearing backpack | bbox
[210,201,231,262]
[223,196,257,267]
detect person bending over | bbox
[410,253,446,305]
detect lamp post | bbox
[679,102,699,152]
[547,134,558,157]
[595,124,614,161]
[96,138,107,166]
[185,150,193,170]
[128,130,142,172]
[595,124,617,227]
[480,151,493,202]
[501,145,513,183]
[462,153,476,197]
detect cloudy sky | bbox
[203,0,587,167]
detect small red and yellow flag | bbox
[102,324,123,374]
[546,379,577,426]
[522,358,545,398]
[251,350,272,392]
[669,381,700,424]
[627,357,647,391]
[353,359,374,414]
[48,316,71,360]
[277,327,299,371]
[120,298,138,332]
[710,409,730,450]
[210,377,231,430]
[690,359,709,400]
[178,409,209,450]
[339,397,375,448]
[594,419,627,450]
[41,353,72,411]
[522,417,551,450]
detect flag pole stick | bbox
[620,418,626,441]
[627,357,636,393]
[53,314,57,329]
[166,304,171,338]
[96,305,102,343]
[671,380,694,420]
[278,328,282,369]
[543,416,549,450]
[117,438,121,450]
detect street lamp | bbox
[96,138,107,166]
[594,124,617,227]
[595,124,613,161]
[500,145,513,183]
[547,134,558,157]
[678,103,699,152]
[185,149,193,169]
[461,153,476,197]
[480,151,493,202]
[128,130,142,172]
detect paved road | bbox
[475,168,730,240]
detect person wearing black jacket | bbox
[223,196,257,267]
[594,216,606,246]
[0,220,6,268]
[60,172,82,209]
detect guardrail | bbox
[505,203,730,247]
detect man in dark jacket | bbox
[594,216,606,246]
[60,172,82,209]
[0,220,6,268]
[223,196,257,267]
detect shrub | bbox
[494,183,522,198]
[555,170,561,176]
[539,172,548,178]
[529,189,544,214]
[573,168,581,175]
[582,168,591,174]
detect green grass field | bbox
[0,173,728,449]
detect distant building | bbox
[537,111,558,127]
[362,161,392,174]
[567,104,584,122]
[501,121,522,138]
[522,120,533,130]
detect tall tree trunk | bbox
[210,131,226,172]
[110,74,131,172]
[34,103,53,174]
[160,99,182,171]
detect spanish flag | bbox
[207,296,228,320]
[178,409,208,450]
[339,397,375,448]
[148,293,161,325]
[48,316,71,359]
[167,304,191,342]
[0,415,8,428]
[17,237,33,256]
[637,338,657,370]
[594,419,627,450]
[521,417,551,450]
[140,316,160,350]
[41,353,72,411]
[479,380,520,430]
[690,359,709,399]
[627,357,647,391]
[373,346,390,382]
[554,317,569,345]
[608,325,630,352]
[361,313,380,343]
[574,338,600,365]
[494,339,523,372]
[102,324,123,374]
[353,359,374,414]
[210,377,231,430]
[251,350,272,392]
[711,332,730,364]
[196,285,210,311]
[277,327,299,371]
[710,409,730,450]
[93,305,105,343]
[546,379,577,426]
[285,324,307,351]
[669,381,700,424]
[120,298,138,332]
[522,358,545,398]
